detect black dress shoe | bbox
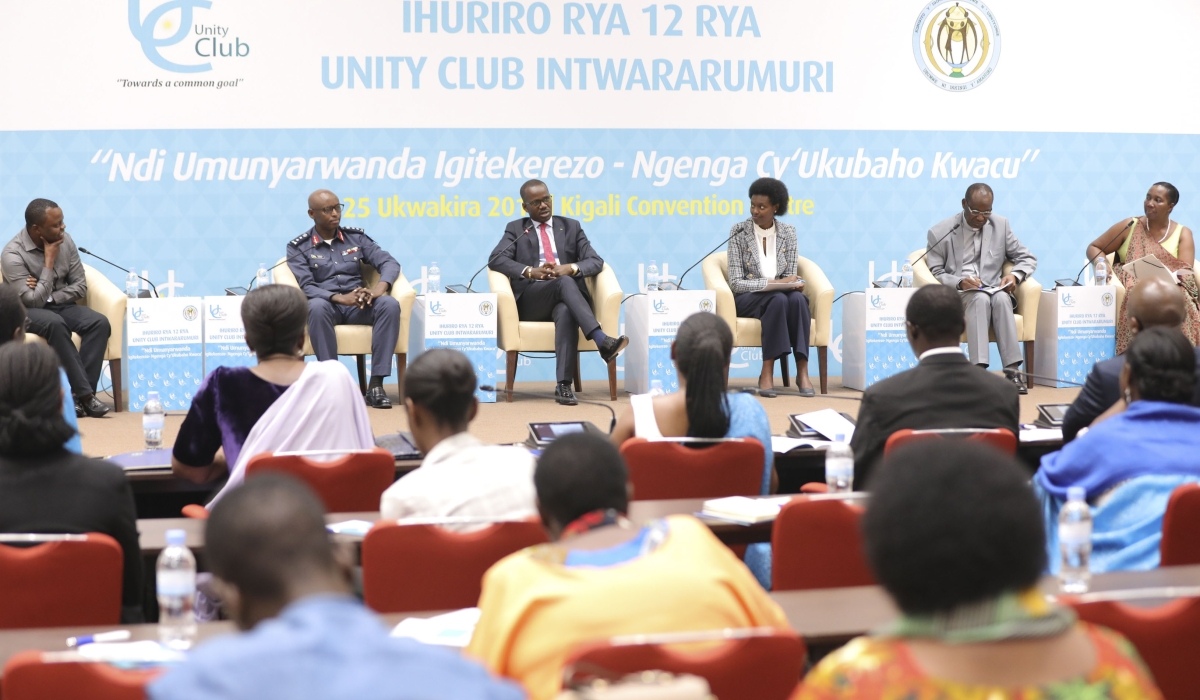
[80,395,111,418]
[365,386,392,409]
[598,335,629,364]
[555,382,579,406]
[1005,370,1028,395]
[74,400,86,419]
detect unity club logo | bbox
[128,0,250,73]
[912,0,1001,92]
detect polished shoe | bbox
[555,382,579,406]
[1005,370,1028,395]
[598,335,629,364]
[74,400,86,419]
[365,386,392,409]
[80,395,111,418]
[757,386,777,399]
[797,387,816,398]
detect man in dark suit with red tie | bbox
[488,180,627,405]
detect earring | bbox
[1124,388,1132,405]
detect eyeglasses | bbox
[966,207,992,217]
[524,195,553,208]
[23,318,30,331]
[315,204,345,216]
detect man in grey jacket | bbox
[925,183,1037,394]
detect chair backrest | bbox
[0,534,123,629]
[1071,596,1200,700]
[619,437,764,500]
[771,499,875,591]
[244,447,396,512]
[565,629,805,700]
[2,651,159,700]
[361,520,549,613]
[1160,483,1200,566]
[883,428,1017,457]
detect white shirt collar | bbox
[753,221,776,239]
[919,346,966,360]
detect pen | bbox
[66,630,131,647]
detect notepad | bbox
[326,520,374,537]
[391,608,481,647]
[793,408,856,442]
[700,496,791,525]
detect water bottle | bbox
[646,260,659,292]
[428,262,441,294]
[648,379,665,396]
[825,435,854,493]
[901,259,914,288]
[1094,257,1108,286]
[143,391,164,450]
[1058,486,1093,593]
[255,262,272,289]
[157,529,197,650]
[125,269,140,298]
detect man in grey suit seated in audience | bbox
[925,183,1037,394]
[148,474,524,700]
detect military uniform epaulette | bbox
[288,233,308,247]
[342,226,373,241]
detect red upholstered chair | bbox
[619,438,764,501]
[361,519,548,613]
[565,628,806,700]
[0,534,123,629]
[1070,596,1200,700]
[1160,482,1200,566]
[771,498,875,591]
[2,651,160,700]
[245,448,396,512]
[883,428,1017,457]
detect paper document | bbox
[771,436,832,453]
[326,520,374,537]
[755,280,804,293]
[391,608,481,647]
[64,641,186,665]
[700,496,791,524]
[1020,428,1063,443]
[963,284,1012,296]
[1128,255,1178,285]
[794,408,855,442]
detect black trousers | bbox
[516,276,601,383]
[734,290,811,362]
[26,304,111,397]
[306,295,401,377]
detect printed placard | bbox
[1054,286,1117,387]
[411,293,499,403]
[625,290,715,394]
[203,296,256,370]
[863,288,918,387]
[126,297,204,411]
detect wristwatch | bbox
[570,263,579,276]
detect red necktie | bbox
[539,223,557,266]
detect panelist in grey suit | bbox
[925,183,1037,394]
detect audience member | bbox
[610,311,775,584]
[1036,326,1200,571]
[797,441,1162,699]
[1062,278,1200,441]
[0,284,80,452]
[148,474,524,700]
[0,342,141,621]
[380,349,536,527]
[849,284,1019,486]
[467,433,790,700]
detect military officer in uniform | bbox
[287,189,402,409]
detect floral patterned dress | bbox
[1114,217,1200,353]
[796,624,1162,700]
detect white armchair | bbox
[701,252,835,393]
[489,263,623,401]
[910,248,1042,370]
[274,259,417,393]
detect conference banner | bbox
[126,297,205,411]
[2,0,1197,386]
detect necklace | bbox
[1148,216,1173,243]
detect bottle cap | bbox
[147,391,159,400]
[165,529,186,546]
[1067,486,1086,502]
[835,433,845,442]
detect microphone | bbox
[453,224,533,294]
[479,384,617,433]
[1003,368,1085,388]
[77,247,159,297]
[669,231,738,291]
[909,221,961,270]
[1063,218,1138,287]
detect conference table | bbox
[0,565,1197,681]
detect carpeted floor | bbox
[80,376,1080,457]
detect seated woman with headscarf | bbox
[798,441,1161,700]
[1036,326,1200,572]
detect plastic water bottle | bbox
[255,262,272,289]
[428,262,441,294]
[901,259,914,288]
[1094,258,1108,286]
[143,391,164,450]
[1058,486,1093,593]
[646,260,659,292]
[157,529,197,649]
[125,269,140,298]
[648,379,666,396]
[825,435,854,493]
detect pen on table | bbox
[66,630,131,647]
